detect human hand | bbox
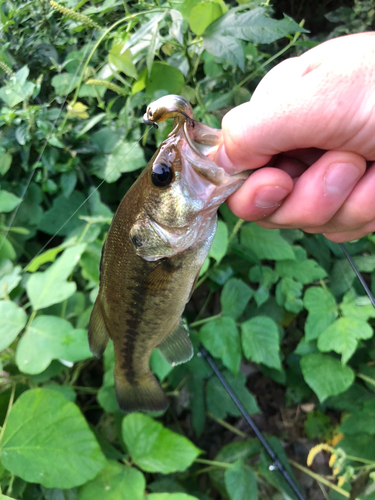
[216,32,375,242]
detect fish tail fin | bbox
[88,298,110,358]
[115,373,169,413]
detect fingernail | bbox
[215,145,236,174]
[325,163,362,195]
[254,186,289,209]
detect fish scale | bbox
[88,94,249,412]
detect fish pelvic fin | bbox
[158,319,193,366]
[88,298,110,359]
[115,373,169,413]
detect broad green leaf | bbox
[300,353,355,402]
[0,301,27,350]
[26,245,66,273]
[146,62,185,99]
[150,349,174,382]
[26,244,86,310]
[206,370,259,419]
[303,287,337,341]
[0,66,35,107]
[221,278,253,319]
[337,433,375,462]
[16,315,92,374]
[77,461,145,500]
[91,140,145,182]
[340,402,375,436]
[109,44,138,79]
[51,73,80,96]
[0,260,22,299]
[203,35,244,70]
[241,316,281,370]
[209,220,228,263]
[98,342,119,414]
[241,224,294,261]
[317,317,373,364]
[146,495,200,500]
[340,289,375,321]
[122,413,201,473]
[0,152,12,175]
[38,191,88,236]
[0,190,22,212]
[224,461,258,500]
[0,389,106,488]
[275,248,327,285]
[249,266,278,307]
[189,1,223,35]
[276,277,303,313]
[200,316,241,375]
[0,237,16,260]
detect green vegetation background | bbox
[0,0,375,499]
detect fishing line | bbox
[198,344,306,500]
[23,131,148,272]
[0,31,95,255]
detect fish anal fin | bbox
[158,319,193,366]
[115,373,169,413]
[144,258,180,293]
[88,298,110,359]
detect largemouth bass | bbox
[88,95,248,413]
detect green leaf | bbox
[26,244,66,273]
[0,389,106,488]
[206,370,259,419]
[241,316,281,370]
[0,190,22,212]
[339,401,375,435]
[91,140,145,182]
[303,287,337,341]
[221,278,253,319]
[16,315,92,374]
[38,192,88,236]
[26,244,86,310]
[0,152,12,176]
[241,224,295,261]
[0,260,22,299]
[300,353,355,402]
[0,301,27,351]
[0,67,35,107]
[317,317,373,364]
[77,460,145,500]
[51,73,80,96]
[109,44,138,79]
[200,316,241,375]
[122,413,201,473]
[189,1,223,35]
[0,237,16,260]
[225,461,258,500]
[146,62,185,99]
[340,289,375,321]
[276,277,303,313]
[275,247,327,284]
[150,349,174,382]
[203,35,244,70]
[209,220,228,263]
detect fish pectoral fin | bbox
[144,258,181,293]
[158,319,193,366]
[115,373,169,413]
[88,298,110,358]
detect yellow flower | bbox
[67,102,89,119]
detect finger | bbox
[226,167,293,221]
[323,220,375,243]
[262,150,367,228]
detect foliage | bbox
[0,0,375,499]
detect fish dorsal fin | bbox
[158,319,193,366]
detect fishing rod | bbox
[199,240,375,500]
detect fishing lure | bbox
[88,95,248,412]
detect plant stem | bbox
[228,218,245,245]
[357,372,375,387]
[190,313,221,328]
[195,458,232,469]
[207,413,248,439]
[0,383,16,446]
[289,460,360,500]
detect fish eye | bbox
[151,163,173,188]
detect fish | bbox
[88,94,249,413]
